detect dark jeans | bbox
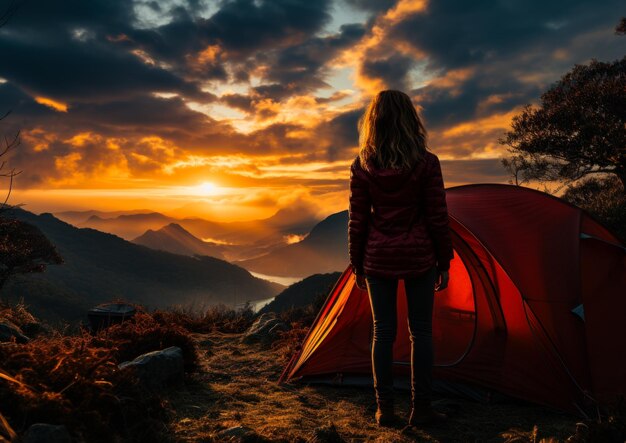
[365,265,438,404]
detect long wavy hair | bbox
[358,90,429,171]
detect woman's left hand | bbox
[435,270,449,292]
[356,274,367,290]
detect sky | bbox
[0,0,623,221]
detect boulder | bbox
[241,313,289,344]
[0,319,30,343]
[22,424,71,443]
[118,346,184,389]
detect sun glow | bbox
[190,181,220,196]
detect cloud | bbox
[361,53,415,91]
[0,31,209,103]
[389,0,624,72]
[1,0,624,219]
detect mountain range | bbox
[2,207,284,323]
[54,206,321,261]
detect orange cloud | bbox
[35,96,68,112]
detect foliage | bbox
[562,175,626,243]
[499,55,626,193]
[0,0,23,216]
[0,299,38,329]
[152,302,256,334]
[0,217,64,294]
[90,308,200,371]
[0,304,199,442]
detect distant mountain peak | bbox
[164,222,188,232]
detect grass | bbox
[167,330,587,443]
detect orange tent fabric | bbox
[279,184,626,414]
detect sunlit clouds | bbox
[34,96,68,112]
[1,0,623,220]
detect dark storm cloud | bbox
[355,0,625,131]
[204,0,332,54]
[220,93,255,112]
[125,0,335,81]
[361,53,415,91]
[0,33,211,102]
[317,108,362,160]
[217,23,366,106]
[390,0,624,72]
[263,23,366,91]
[3,0,132,29]
[414,72,544,129]
[343,0,396,13]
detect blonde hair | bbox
[358,90,429,171]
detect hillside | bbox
[132,223,226,260]
[2,208,283,323]
[259,272,341,315]
[237,211,348,278]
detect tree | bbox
[562,175,626,243]
[499,55,626,194]
[616,17,626,35]
[0,0,61,298]
[0,217,63,297]
[0,111,22,215]
[0,0,23,215]
[499,19,626,194]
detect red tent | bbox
[279,184,626,414]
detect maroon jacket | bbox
[348,151,454,279]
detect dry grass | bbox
[0,300,37,329]
[153,303,257,334]
[167,331,587,443]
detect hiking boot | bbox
[408,399,447,427]
[375,399,397,427]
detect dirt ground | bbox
[167,331,579,442]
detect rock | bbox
[217,426,255,441]
[22,424,71,443]
[241,313,289,344]
[0,319,30,343]
[118,346,184,389]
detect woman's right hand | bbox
[355,274,367,291]
[435,270,449,292]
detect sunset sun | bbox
[194,181,219,195]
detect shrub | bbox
[0,304,198,442]
[152,302,256,334]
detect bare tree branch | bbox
[0,0,22,28]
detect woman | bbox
[348,90,454,428]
